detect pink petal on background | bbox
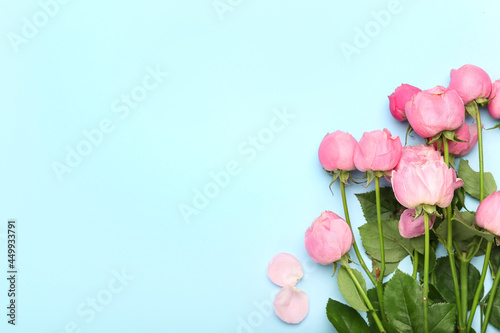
[273,286,309,324]
[267,253,304,287]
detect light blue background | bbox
[1,0,500,332]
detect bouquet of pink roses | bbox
[267,64,500,333]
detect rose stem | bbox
[424,211,430,333]
[374,176,387,322]
[476,111,484,201]
[340,181,376,286]
[466,110,487,331]
[460,252,469,329]
[443,137,464,329]
[412,249,419,279]
[345,265,386,333]
[467,241,492,332]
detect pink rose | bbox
[476,191,500,235]
[432,123,478,157]
[488,80,500,119]
[353,129,403,172]
[304,211,353,265]
[273,286,309,324]
[318,131,357,171]
[406,86,465,138]
[399,208,436,238]
[449,64,492,105]
[394,145,443,173]
[389,84,422,121]
[391,160,464,209]
[267,253,304,287]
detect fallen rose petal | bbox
[267,253,304,287]
[273,286,309,324]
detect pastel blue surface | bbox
[1,0,500,332]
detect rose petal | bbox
[273,286,309,324]
[267,253,304,287]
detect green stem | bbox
[374,177,387,322]
[423,212,430,333]
[460,253,469,328]
[482,264,500,333]
[412,249,419,280]
[443,137,464,329]
[375,177,386,279]
[345,266,386,333]
[467,241,493,332]
[340,181,376,286]
[443,136,450,166]
[476,111,484,201]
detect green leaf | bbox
[487,122,500,130]
[384,270,424,333]
[338,267,369,312]
[410,235,425,254]
[458,158,497,200]
[416,246,436,277]
[428,303,456,333]
[485,283,500,329]
[355,187,404,223]
[428,284,446,304]
[465,100,478,117]
[359,219,413,263]
[366,288,398,333]
[326,299,370,333]
[453,187,466,211]
[490,245,500,279]
[434,209,494,243]
[434,257,482,309]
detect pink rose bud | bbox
[476,191,500,235]
[353,129,403,172]
[273,286,309,324]
[391,160,464,209]
[406,86,465,138]
[267,253,304,287]
[449,64,492,105]
[399,208,436,238]
[389,84,422,121]
[432,123,478,157]
[318,131,357,171]
[304,211,353,265]
[394,145,443,173]
[488,80,500,119]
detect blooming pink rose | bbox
[353,129,402,172]
[449,64,492,105]
[318,131,357,171]
[267,253,304,287]
[476,191,500,235]
[391,160,464,209]
[406,86,465,138]
[394,145,443,173]
[304,211,353,265]
[488,80,500,119]
[389,84,422,121]
[273,286,309,324]
[399,208,436,238]
[432,123,478,157]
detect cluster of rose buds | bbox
[268,63,500,327]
